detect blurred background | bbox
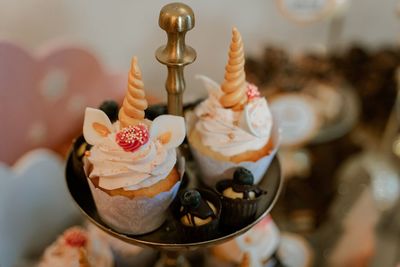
[1,0,398,100]
[1,0,400,267]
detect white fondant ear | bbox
[239,98,272,138]
[195,75,222,97]
[83,108,114,145]
[150,115,186,149]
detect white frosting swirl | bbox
[194,92,271,157]
[87,122,176,191]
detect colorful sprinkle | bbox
[246,83,260,101]
[116,123,149,152]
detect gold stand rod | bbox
[156,2,196,116]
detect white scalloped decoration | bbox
[0,149,79,267]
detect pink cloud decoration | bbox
[0,42,125,164]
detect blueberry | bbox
[233,167,254,185]
[145,104,167,120]
[180,189,201,209]
[99,100,119,122]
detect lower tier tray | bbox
[65,151,282,250]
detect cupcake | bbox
[211,216,281,267]
[176,189,221,240]
[87,223,157,267]
[82,57,186,234]
[187,27,279,186]
[216,167,266,228]
[38,227,113,267]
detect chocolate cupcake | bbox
[216,167,266,229]
[177,189,221,240]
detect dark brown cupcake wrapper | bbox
[219,197,259,229]
[216,180,266,229]
[178,216,220,240]
[173,189,222,242]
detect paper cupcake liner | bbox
[186,111,280,187]
[85,156,185,235]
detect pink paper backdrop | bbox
[0,42,126,164]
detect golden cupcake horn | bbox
[118,56,148,128]
[220,27,247,110]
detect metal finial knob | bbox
[159,3,194,33]
[156,2,196,116]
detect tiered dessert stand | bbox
[65,3,283,267]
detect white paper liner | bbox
[186,111,280,187]
[85,156,185,235]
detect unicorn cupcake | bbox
[188,28,279,186]
[82,57,185,234]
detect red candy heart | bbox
[116,124,149,152]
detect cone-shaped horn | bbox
[220,27,247,110]
[118,57,148,128]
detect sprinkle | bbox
[246,83,260,101]
[116,123,149,152]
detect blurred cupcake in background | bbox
[211,215,314,267]
[87,223,157,267]
[38,227,113,267]
[211,216,280,267]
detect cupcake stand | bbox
[65,3,282,267]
